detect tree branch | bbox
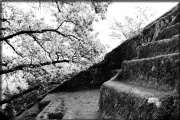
[0,29,81,41]
[55,1,62,13]
[0,27,9,31]
[56,20,76,30]
[0,62,8,66]
[0,59,70,75]
[4,40,23,57]
[0,18,11,25]
[28,34,53,62]
[0,85,40,105]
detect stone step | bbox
[116,53,180,91]
[99,80,179,120]
[171,13,180,25]
[137,34,179,59]
[36,100,65,120]
[155,22,180,41]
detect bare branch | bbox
[0,62,8,66]
[28,34,53,62]
[0,27,9,31]
[0,85,40,105]
[0,18,11,25]
[56,20,75,30]
[55,1,62,13]
[0,59,70,75]
[0,29,81,41]
[4,40,23,57]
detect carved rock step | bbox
[117,53,179,91]
[137,34,179,59]
[155,22,180,41]
[36,100,65,120]
[99,80,179,120]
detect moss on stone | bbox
[137,34,180,59]
[118,53,180,90]
[99,81,179,120]
[155,22,180,41]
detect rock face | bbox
[99,3,180,120]
[15,2,180,120]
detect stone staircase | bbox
[98,4,180,119]
[99,23,180,120]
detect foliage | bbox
[0,1,111,117]
[109,6,156,42]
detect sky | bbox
[93,2,179,51]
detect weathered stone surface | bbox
[50,68,117,93]
[36,89,100,120]
[137,34,179,59]
[171,13,180,25]
[90,69,118,84]
[36,100,64,120]
[61,89,100,119]
[15,103,39,120]
[50,70,93,92]
[155,22,180,41]
[99,80,179,120]
[101,36,141,69]
[117,53,180,90]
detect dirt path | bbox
[60,89,101,119]
[39,89,101,119]
[15,88,101,120]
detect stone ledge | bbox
[117,53,180,90]
[99,80,179,120]
[155,22,180,41]
[137,34,179,59]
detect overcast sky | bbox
[93,2,178,51]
